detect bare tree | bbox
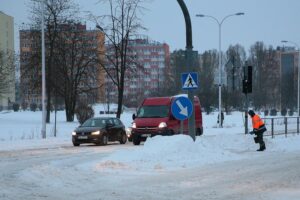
[248,42,280,110]
[53,22,102,121]
[26,0,78,122]
[92,0,147,118]
[197,50,218,114]
[224,44,246,111]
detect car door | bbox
[112,118,124,140]
[105,118,115,141]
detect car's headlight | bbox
[132,123,136,128]
[91,130,101,135]
[72,131,77,136]
[126,127,132,135]
[158,122,167,128]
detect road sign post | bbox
[177,0,197,141]
[171,96,193,135]
[181,72,198,140]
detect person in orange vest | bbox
[248,110,267,151]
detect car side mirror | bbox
[132,114,136,120]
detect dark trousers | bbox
[254,132,265,149]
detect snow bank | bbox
[95,133,300,172]
[96,134,248,172]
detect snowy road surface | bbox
[1,143,299,200]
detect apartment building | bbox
[19,23,105,107]
[278,46,299,110]
[105,38,171,107]
[0,11,15,109]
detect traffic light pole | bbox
[245,93,249,134]
[243,65,252,134]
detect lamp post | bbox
[196,12,244,128]
[281,40,300,116]
[41,0,46,138]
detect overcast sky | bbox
[1,0,300,54]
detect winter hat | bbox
[248,110,255,117]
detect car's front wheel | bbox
[119,132,127,144]
[102,135,108,145]
[133,137,140,145]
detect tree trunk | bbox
[46,89,51,123]
[116,85,124,119]
[66,108,74,122]
[65,99,75,122]
[65,90,77,122]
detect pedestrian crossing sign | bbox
[181,72,198,90]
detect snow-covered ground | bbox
[1,105,300,199]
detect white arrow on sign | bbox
[176,100,188,117]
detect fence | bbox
[262,117,300,138]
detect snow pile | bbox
[266,134,300,152]
[96,134,248,172]
[95,132,300,172]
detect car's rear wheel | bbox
[119,132,127,144]
[133,137,140,145]
[102,135,108,145]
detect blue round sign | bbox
[171,96,193,120]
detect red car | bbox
[131,95,203,145]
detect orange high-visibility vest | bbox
[252,114,264,129]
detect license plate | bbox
[141,134,151,137]
[78,136,88,139]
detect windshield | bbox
[137,105,169,118]
[81,118,106,127]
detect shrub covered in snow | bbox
[13,103,20,112]
[30,103,37,112]
[75,103,94,124]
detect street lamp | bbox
[281,40,300,116]
[41,0,46,138]
[196,12,244,128]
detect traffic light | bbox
[242,66,252,94]
[243,79,250,93]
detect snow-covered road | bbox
[121,151,300,200]
[0,143,134,200]
[1,143,299,200]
